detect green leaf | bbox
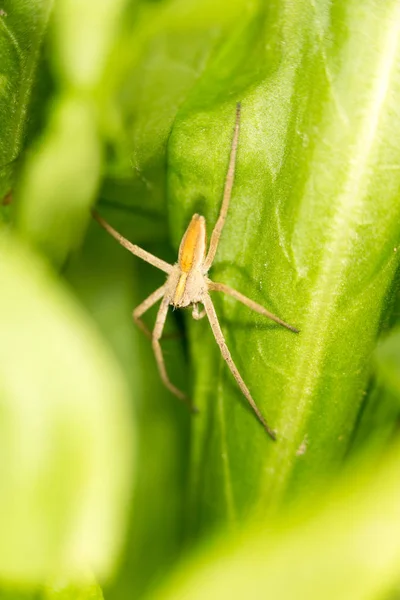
[0,0,52,197]
[0,230,133,583]
[164,0,400,530]
[155,439,400,600]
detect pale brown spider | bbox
[93,103,298,440]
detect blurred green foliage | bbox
[1,0,400,599]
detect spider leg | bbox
[202,292,276,440]
[153,297,196,411]
[204,103,241,272]
[133,285,166,339]
[92,210,173,274]
[192,303,206,320]
[208,281,299,333]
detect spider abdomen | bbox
[178,214,207,273]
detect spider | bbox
[93,103,298,440]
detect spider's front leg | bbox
[208,281,299,333]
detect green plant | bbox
[1,0,400,599]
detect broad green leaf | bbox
[155,439,400,600]
[0,230,133,582]
[164,0,400,531]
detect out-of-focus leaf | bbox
[0,587,37,600]
[44,576,103,600]
[347,380,400,459]
[65,223,191,600]
[0,230,133,583]
[163,0,400,531]
[155,439,400,600]
[16,96,101,264]
[53,0,127,90]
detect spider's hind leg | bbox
[202,292,277,440]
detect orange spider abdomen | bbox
[173,214,207,306]
[178,214,207,273]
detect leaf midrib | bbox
[266,3,400,504]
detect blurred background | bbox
[1,1,400,599]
